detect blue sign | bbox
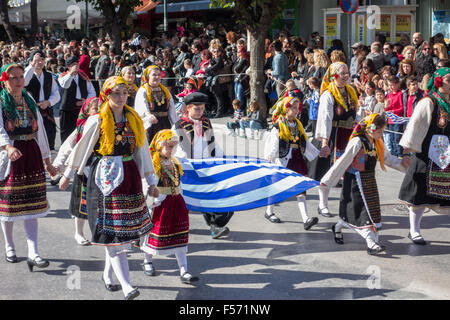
[340,0,359,14]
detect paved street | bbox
[0,117,449,301]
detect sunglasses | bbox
[422,47,431,51]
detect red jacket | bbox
[385,90,404,124]
[79,54,91,79]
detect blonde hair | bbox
[433,43,449,60]
[420,73,432,91]
[209,38,222,51]
[313,49,330,69]
[330,50,347,63]
[402,45,415,58]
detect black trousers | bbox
[203,212,234,228]
[39,108,57,150]
[60,108,80,144]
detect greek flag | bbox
[130,36,141,47]
[386,112,409,124]
[178,157,320,213]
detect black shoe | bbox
[26,256,49,272]
[264,212,281,223]
[331,224,344,244]
[408,233,427,245]
[304,217,319,230]
[102,276,122,292]
[5,250,18,263]
[367,245,385,255]
[211,226,230,239]
[318,207,332,218]
[124,288,140,300]
[50,175,61,186]
[180,273,199,284]
[141,262,156,276]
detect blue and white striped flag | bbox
[178,157,320,213]
[130,36,141,46]
[386,112,409,124]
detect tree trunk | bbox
[0,0,18,42]
[249,31,269,121]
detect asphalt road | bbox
[0,116,449,302]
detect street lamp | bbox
[163,0,167,32]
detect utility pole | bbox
[163,0,168,32]
[85,0,89,38]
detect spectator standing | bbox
[270,40,290,98]
[415,41,435,82]
[384,76,404,157]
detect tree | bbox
[72,0,142,52]
[0,0,19,42]
[210,0,285,120]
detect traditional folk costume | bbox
[135,65,179,144]
[24,51,61,152]
[399,68,450,245]
[140,129,198,284]
[63,76,157,299]
[53,97,99,246]
[311,62,359,217]
[58,56,96,143]
[264,96,320,229]
[0,64,52,270]
[172,92,232,239]
[321,114,406,255]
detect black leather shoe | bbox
[26,256,49,272]
[5,250,18,263]
[318,207,332,218]
[102,276,121,292]
[304,217,319,230]
[141,262,156,276]
[265,212,281,223]
[331,224,344,244]
[124,288,140,300]
[211,226,230,239]
[367,245,385,255]
[408,233,427,245]
[180,273,199,284]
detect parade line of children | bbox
[0,64,448,300]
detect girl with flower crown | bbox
[59,76,159,300]
[140,129,199,284]
[399,68,450,245]
[264,93,320,229]
[135,65,179,144]
[321,113,410,255]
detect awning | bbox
[154,0,211,14]
[135,0,160,13]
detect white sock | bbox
[355,227,379,249]
[24,219,39,260]
[1,221,15,255]
[409,206,425,239]
[75,218,86,239]
[103,248,114,285]
[266,205,274,215]
[318,185,330,209]
[296,195,309,223]
[106,248,135,296]
[175,251,188,276]
[335,219,347,233]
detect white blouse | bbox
[399,98,434,154]
[321,137,406,187]
[134,87,179,131]
[62,114,157,186]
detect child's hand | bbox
[148,185,160,198]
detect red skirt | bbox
[287,148,308,176]
[142,194,189,255]
[0,140,48,221]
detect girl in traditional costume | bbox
[53,97,99,246]
[0,63,58,270]
[321,114,410,255]
[399,68,450,245]
[59,76,159,300]
[140,129,199,284]
[264,93,320,229]
[135,65,179,144]
[311,62,359,218]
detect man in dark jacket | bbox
[94,46,110,88]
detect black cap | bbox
[183,92,208,105]
[30,50,44,61]
[65,56,79,67]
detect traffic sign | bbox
[339,0,359,14]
